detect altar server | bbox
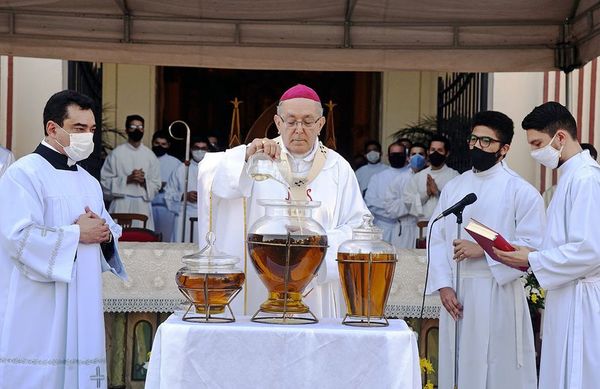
[426,111,544,389]
[0,90,126,389]
[151,131,180,241]
[211,84,369,318]
[496,102,600,389]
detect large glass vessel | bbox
[176,232,245,323]
[247,200,328,324]
[337,215,397,326]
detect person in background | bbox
[408,143,428,174]
[151,130,180,241]
[101,114,162,229]
[0,144,15,177]
[355,139,388,196]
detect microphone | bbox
[433,193,477,222]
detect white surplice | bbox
[211,141,369,318]
[355,161,388,194]
[528,150,600,389]
[365,166,410,244]
[381,167,418,248]
[0,145,14,178]
[0,146,127,389]
[100,142,161,230]
[403,164,459,221]
[426,161,545,389]
[152,153,180,242]
[164,160,199,243]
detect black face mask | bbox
[388,153,407,168]
[152,145,168,157]
[429,151,446,167]
[127,129,144,142]
[469,147,500,171]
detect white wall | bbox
[490,72,545,187]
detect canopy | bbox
[0,0,598,71]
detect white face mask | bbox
[191,149,207,163]
[365,150,380,164]
[530,133,563,169]
[55,125,94,166]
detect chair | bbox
[111,213,148,229]
[189,217,198,243]
[119,227,162,242]
[415,220,429,249]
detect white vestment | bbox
[100,142,161,229]
[355,161,388,194]
[528,150,600,389]
[426,161,545,389]
[0,145,14,178]
[364,166,410,244]
[152,153,180,242]
[211,141,369,318]
[381,167,418,248]
[0,145,127,389]
[165,160,199,243]
[403,164,459,221]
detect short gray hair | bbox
[276,100,323,118]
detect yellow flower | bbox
[540,288,546,298]
[531,293,538,304]
[420,358,435,374]
[424,382,434,389]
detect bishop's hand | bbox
[245,138,281,162]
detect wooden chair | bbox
[416,220,429,249]
[111,213,148,229]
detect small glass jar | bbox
[337,215,397,326]
[175,232,245,323]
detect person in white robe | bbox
[403,135,459,221]
[0,144,14,177]
[496,102,600,389]
[426,111,544,389]
[211,84,369,318]
[151,131,180,242]
[364,141,410,244]
[0,90,127,389]
[354,140,387,195]
[165,138,212,243]
[100,114,161,230]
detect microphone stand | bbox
[453,208,464,389]
[168,120,191,243]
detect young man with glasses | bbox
[101,114,162,229]
[426,110,545,389]
[210,84,368,318]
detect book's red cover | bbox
[465,226,528,271]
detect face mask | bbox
[428,151,446,167]
[388,152,406,168]
[55,125,94,165]
[469,147,500,171]
[152,145,168,157]
[365,150,380,164]
[409,154,426,171]
[191,149,207,163]
[127,129,144,142]
[530,133,563,169]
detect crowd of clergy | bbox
[0,84,598,389]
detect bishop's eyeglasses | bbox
[278,115,322,130]
[468,134,502,149]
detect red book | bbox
[464,218,528,271]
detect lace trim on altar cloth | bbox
[0,357,106,366]
[385,305,440,319]
[104,298,187,313]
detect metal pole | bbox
[168,120,191,243]
[454,210,463,389]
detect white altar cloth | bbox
[145,315,421,389]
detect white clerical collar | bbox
[41,138,77,166]
[559,149,587,175]
[473,160,504,177]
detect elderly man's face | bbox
[274,98,325,156]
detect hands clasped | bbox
[77,206,111,244]
[127,169,146,186]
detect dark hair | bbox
[388,141,405,154]
[125,114,145,129]
[43,90,95,135]
[472,110,514,145]
[581,143,598,160]
[410,142,428,153]
[397,137,412,147]
[191,135,218,152]
[152,130,170,142]
[364,140,382,153]
[429,134,450,152]
[521,101,577,139]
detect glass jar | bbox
[175,232,245,323]
[337,214,397,326]
[247,199,328,324]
